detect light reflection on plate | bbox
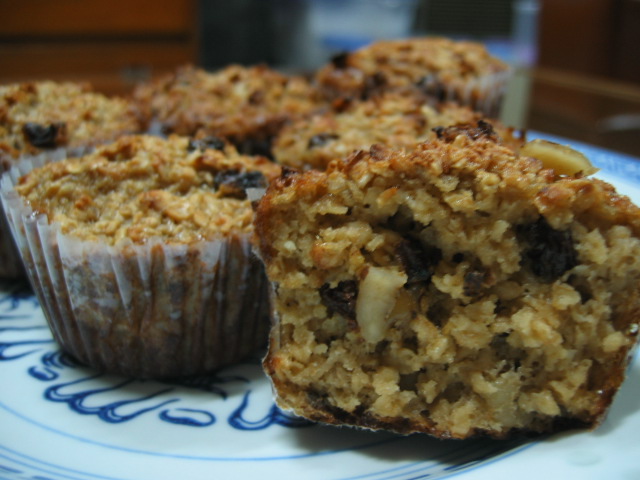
[0,135,639,480]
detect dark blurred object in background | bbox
[0,0,199,94]
[529,0,640,157]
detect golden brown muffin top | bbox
[315,37,509,101]
[15,134,281,245]
[273,91,523,170]
[0,81,143,169]
[133,64,326,143]
[257,131,640,263]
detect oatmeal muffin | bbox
[133,64,326,157]
[255,127,640,439]
[315,37,510,117]
[1,134,280,378]
[0,81,144,278]
[0,81,143,170]
[273,91,523,171]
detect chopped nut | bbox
[356,266,408,344]
[520,139,598,176]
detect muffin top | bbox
[273,91,523,170]
[15,134,281,245]
[315,37,509,101]
[0,81,143,169]
[257,130,640,264]
[133,64,326,145]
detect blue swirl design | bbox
[229,391,312,430]
[0,283,53,362]
[158,408,216,427]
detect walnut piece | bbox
[355,266,407,344]
[521,139,598,177]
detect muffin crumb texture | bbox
[256,134,640,439]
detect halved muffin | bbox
[255,129,640,439]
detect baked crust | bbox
[255,132,640,439]
[133,64,325,156]
[315,37,509,115]
[273,92,523,170]
[0,80,145,278]
[0,81,144,170]
[2,134,279,378]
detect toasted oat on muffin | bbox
[254,129,640,439]
[0,81,143,170]
[315,37,509,116]
[133,64,326,157]
[273,91,523,171]
[0,80,144,278]
[1,134,280,378]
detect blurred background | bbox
[1,0,639,156]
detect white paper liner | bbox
[1,160,270,378]
[419,69,512,118]
[0,147,93,279]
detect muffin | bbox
[0,81,145,278]
[315,37,510,117]
[254,128,640,439]
[273,91,524,171]
[1,134,280,378]
[133,64,326,157]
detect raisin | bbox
[518,217,578,282]
[415,75,448,102]
[452,253,465,263]
[248,90,264,105]
[330,52,350,69]
[463,269,486,297]
[396,238,442,285]
[319,280,358,319]
[22,122,65,149]
[362,72,387,99]
[307,133,339,149]
[214,169,267,199]
[188,136,226,152]
[433,120,497,143]
[236,137,273,158]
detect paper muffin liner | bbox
[1,160,270,378]
[0,147,93,279]
[419,69,512,119]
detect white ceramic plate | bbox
[1,135,639,480]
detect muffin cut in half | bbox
[1,134,280,378]
[255,128,640,439]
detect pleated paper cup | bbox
[1,159,270,379]
[0,147,91,279]
[415,69,512,119]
